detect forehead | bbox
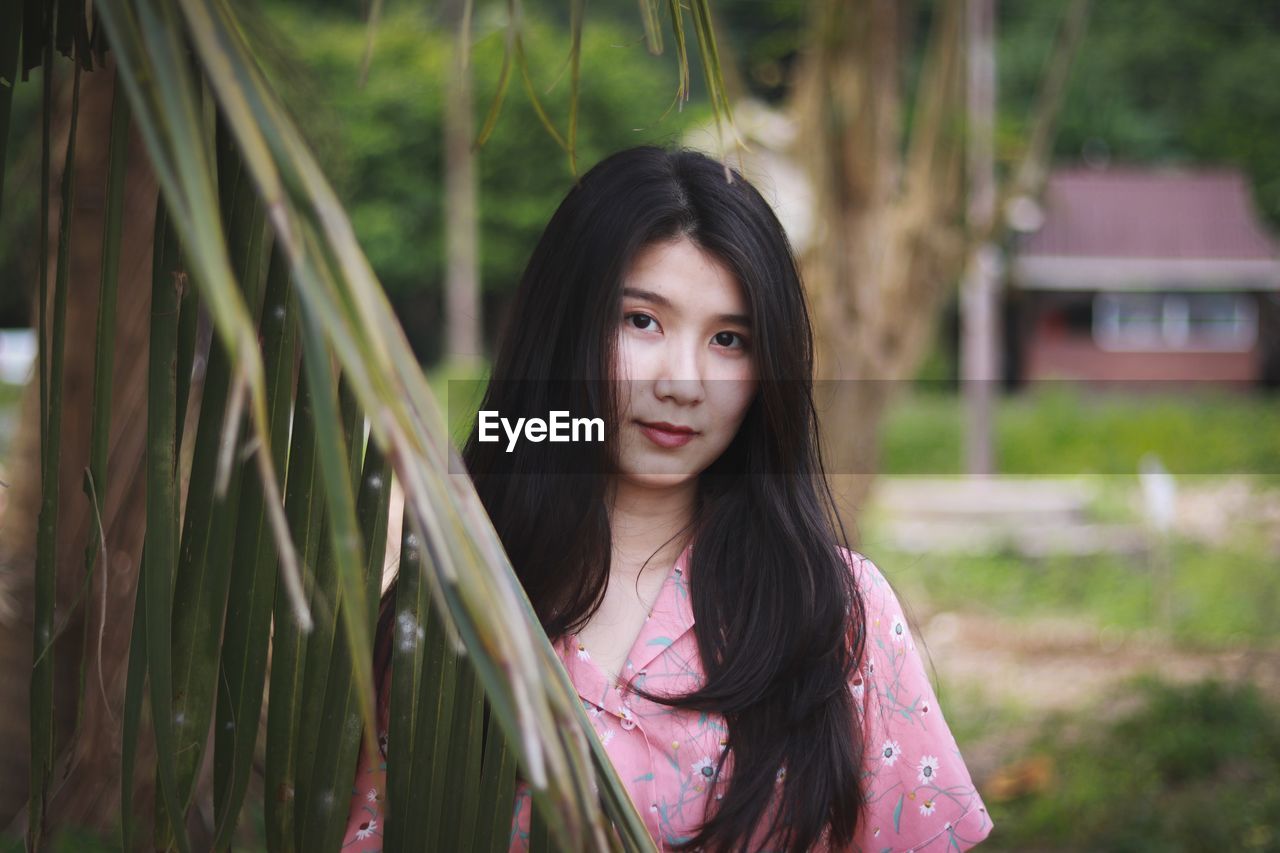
[622,237,749,317]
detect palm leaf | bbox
[264,324,327,852]
[103,0,637,846]
[164,108,270,833]
[211,240,299,849]
[13,0,738,847]
[0,0,23,221]
[143,196,191,853]
[30,30,82,850]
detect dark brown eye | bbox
[626,312,656,330]
[713,331,744,349]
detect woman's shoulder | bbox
[835,546,917,660]
[836,546,895,608]
[836,546,997,850]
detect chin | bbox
[618,469,698,491]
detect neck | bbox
[606,477,697,579]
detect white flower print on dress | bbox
[890,615,907,644]
[919,799,936,816]
[354,817,378,841]
[880,739,903,767]
[586,705,616,745]
[917,754,940,785]
[366,787,378,803]
[576,641,590,662]
[691,756,715,791]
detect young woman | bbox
[343,146,993,851]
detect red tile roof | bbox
[1020,166,1280,259]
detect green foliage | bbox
[259,2,709,361]
[714,0,804,102]
[989,676,1280,851]
[998,0,1280,229]
[881,384,1280,480]
[876,537,1280,649]
[0,73,41,324]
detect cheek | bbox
[728,388,756,430]
[710,379,757,434]
[611,340,642,417]
[614,332,664,383]
[613,332,659,386]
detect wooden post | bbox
[962,0,1001,476]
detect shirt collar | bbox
[559,539,696,707]
[625,538,695,676]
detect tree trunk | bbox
[442,0,482,365]
[789,0,968,530]
[0,55,161,838]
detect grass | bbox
[865,538,1280,650]
[983,675,1280,851]
[882,383,1280,482]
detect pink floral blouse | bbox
[343,546,993,851]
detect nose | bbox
[652,337,705,405]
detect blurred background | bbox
[2,0,1279,849]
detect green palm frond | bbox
[6,0,735,849]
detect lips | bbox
[636,420,699,449]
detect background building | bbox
[1008,167,1280,388]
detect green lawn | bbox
[881,384,1280,482]
[980,674,1280,852]
[873,540,1280,650]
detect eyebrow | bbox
[621,287,752,327]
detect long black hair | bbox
[390,145,869,851]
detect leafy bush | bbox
[262,2,710,363]
[990,676,1280,851]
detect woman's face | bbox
[610,235,758,490]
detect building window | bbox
[1093,292,1257,352]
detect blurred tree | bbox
[257,2,708,363]
[441,0,482,365]
[715,0,807,103]
[706,0,1280,404]
[999,0,1280,228]
[785,0,1086,519]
